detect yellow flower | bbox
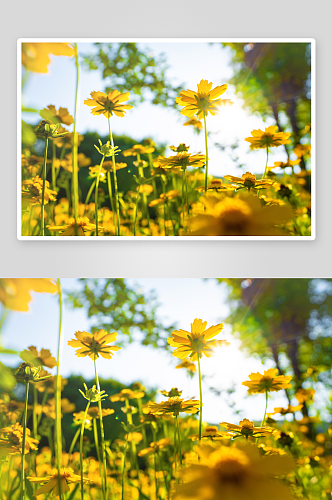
[0,278,57,312]
[187,193,293,236]
[0,423,39,456]
[103,161,128,172]
[123,144,155,157]
[176,79,233,119]
[22,177,57,205]
[47,217,104,236]
[22,43,74,73]
[109,388,145,402]
[245,126,291,149]
[148,397,200,416]
[176,359,197,373]
[37,398,75,419]
[138,437,172,457]
[35,373,67,394]
[168,318,228,361]
[158,152,206,170]
[20,346,57,369]
[68,329,121,360]
[270,159,301,170]
[149,190,180,207]
[40,105,74,126]
[84,90,133,118]
[196,179,236,193]
[173,443,294,500]
[188,426,231,441]
[137,184,154,195]
[295,388,315,404]
[294,143,311,159]
[87,407,114,419]
[242,368,292,394]
[220,419,274,438]
[27,468,90,497]
[269,404,303,416]
[183,117,203,130]
[223,172,275,191]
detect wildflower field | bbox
[0,278,331,500]
[20,41,313,237]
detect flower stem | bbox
[84,180,96,213]
[94,155,106,237]
[203,113,209,192]
[93,417,104,489]
[55,279,63,500]
[108,118,120,236]
[185,171,189,215]
[133,193,140,236]
[68,428,80,456]
[173,421,177,485]
[107,172,117,233]
[80,401,90,500]
[262,146,269,180]
[94,360,107,500]
[197,356,203,442]
[162,178,167,236]
[20,382,29,500]
[72,42,80,236]
[41,137,49,236]
[181,169,185,225]
[261,390,268,427]
[175,416,182,466]
[121,436,129,500]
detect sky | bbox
[1,278,291,424]
[22,41,293,178]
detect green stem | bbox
[173,420,177,485]
[94,360,107,500]
[55,279,63,500]
[197,356,203,442]
[137,400,147,448]
[107,172,117,233]
[79,401,90,500]
[203,113,209,192]
[84,180,96,213]
[68,428,80,455]
[181,169,185,225]
[185,171,189,215]
[108,117,120,236]
[162,178,167,236]
[261,390,268,427]
[262,146,269,180]
[93,417,104,491]
[175,416,182,466]
[51,142,56,191]
[121,436,129,500]
[20,382,29,500]
[72,42,80,236]
[94,156,106,237]
[37,391,48,427]
[41,137,49,236]
[133,193,140,236]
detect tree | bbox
[66,278,176,349]
[83,43,183,108]
[217,279,332,418]
[223,43,311,168]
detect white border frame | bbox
[17,38,316,241]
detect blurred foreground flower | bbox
[173,443,294,500]
[0,278,57,311]
[22,43,74,73]
[187,193,293,236]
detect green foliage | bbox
[223,42,311,150]
[66,278,176,349]
[83,43,183,108]
[217,279,332,413]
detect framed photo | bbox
[18,38,315,240]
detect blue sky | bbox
[1,278,291,423]
[22,41,292,177]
